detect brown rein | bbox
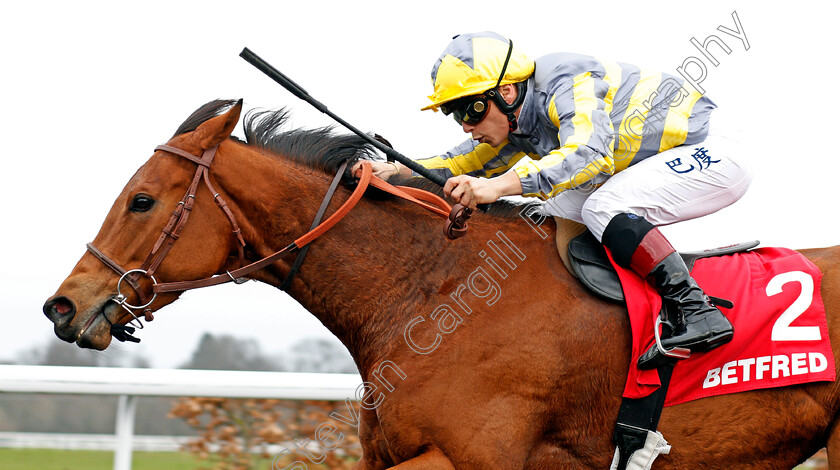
[86,142,462,337]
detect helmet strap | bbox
[485,39,528,132]
[485,81,527,132]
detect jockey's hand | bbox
[444,172,524,209]
[444,175,500,209]
[351,160,404,180]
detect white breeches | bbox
[543,131,752,241]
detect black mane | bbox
[173,100,535,219]
[243,108,373,174]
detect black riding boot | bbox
[601,213,734,370]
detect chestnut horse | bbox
[44,99,840,469]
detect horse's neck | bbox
[295,199,496,370]
[215,143,471,371]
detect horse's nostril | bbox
[44,296,76,321]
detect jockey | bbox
[355,31,752,369]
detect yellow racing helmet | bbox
[422,32,535,112]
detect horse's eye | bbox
[129,194,155,213]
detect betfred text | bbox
[703,352,828,389]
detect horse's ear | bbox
[193,99,243,150]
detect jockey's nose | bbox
[43,295,76,325]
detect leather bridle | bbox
[85,143,246,338]
[85,141,463,342]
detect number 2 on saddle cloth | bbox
[566,229,834,404]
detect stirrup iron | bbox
[653,315,691,359]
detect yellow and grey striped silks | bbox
[414,52,715,200]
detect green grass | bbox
[0,448,824,469]
[0,448,274,470]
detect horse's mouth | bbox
[80,302,118,350]
[76,309,103,344]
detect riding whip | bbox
[239,47,447,187]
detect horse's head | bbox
[43,100,245,349]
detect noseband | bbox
[85,142,460,342]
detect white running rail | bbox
[0,365,361,470]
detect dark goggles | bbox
[440,95,490,125]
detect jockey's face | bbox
[457,84,518,148]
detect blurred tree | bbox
[287,338,357,374]
[14,338,151,368]
[178,333,277,371]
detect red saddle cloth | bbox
[614,247,835,406]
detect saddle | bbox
[554,218,759,302]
